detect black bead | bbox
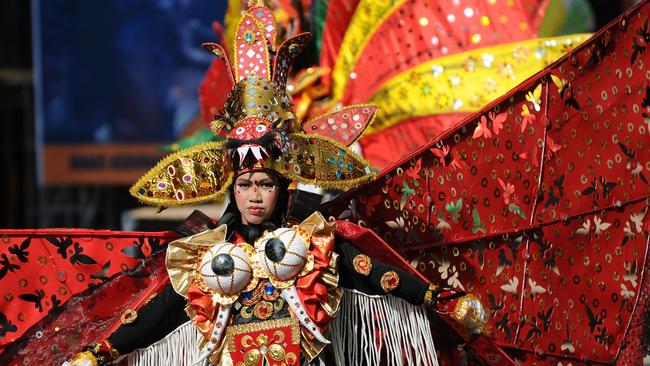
[264,238,286,262]
[211,253,235,276]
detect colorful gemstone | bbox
[176,190,185,201]
[244,31,255,44]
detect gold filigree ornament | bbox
[380,271,400,293]
[226,317,301,366]
[120,308,137,325]
[352,254,372,276]
[252,301,275,320]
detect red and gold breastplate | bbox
[166,212,342,365]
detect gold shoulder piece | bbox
[297,211,337,238]
[166,225,229,298]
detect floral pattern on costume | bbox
[322,3,650,365]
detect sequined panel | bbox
[130,142,233,207]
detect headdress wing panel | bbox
[269,133,375,190]
[130,142,233,207]
[302,105,376,145]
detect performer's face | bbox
[234,171,279,225]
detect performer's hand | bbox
[62,351,98,366]
[450,294,490,338]
[63,341,119,366]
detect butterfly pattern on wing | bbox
[320,5,650,363]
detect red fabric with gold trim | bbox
[302,105,375,146]
[316,0,549,169]
[0,229,177,357]
[0,239,172,365]
[235,13,271,82]
[322,3,650,365]
[199,57,234,125]
[295,234,334,331]
[229,116,273,141]
[227,319,300,366]
[187,282,219,341]
[248,5,278,49]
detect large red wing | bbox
[322,2,650,365]
[0,229,177,361]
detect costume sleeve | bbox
[108,284,189,355]
[334,238,429,306]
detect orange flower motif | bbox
[473,115,492,139]
[488,111,506,135]
[498,178,515,205]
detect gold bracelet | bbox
[423,284,439,304]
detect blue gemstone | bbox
[339,149,345,157]
[347,164,354,171]
[242,292,252,300]
[336,170,342,178]
[264,284,275,294]
[327,157,335,164]
[337,161,344,169]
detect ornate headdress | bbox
[130,1,376,208]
